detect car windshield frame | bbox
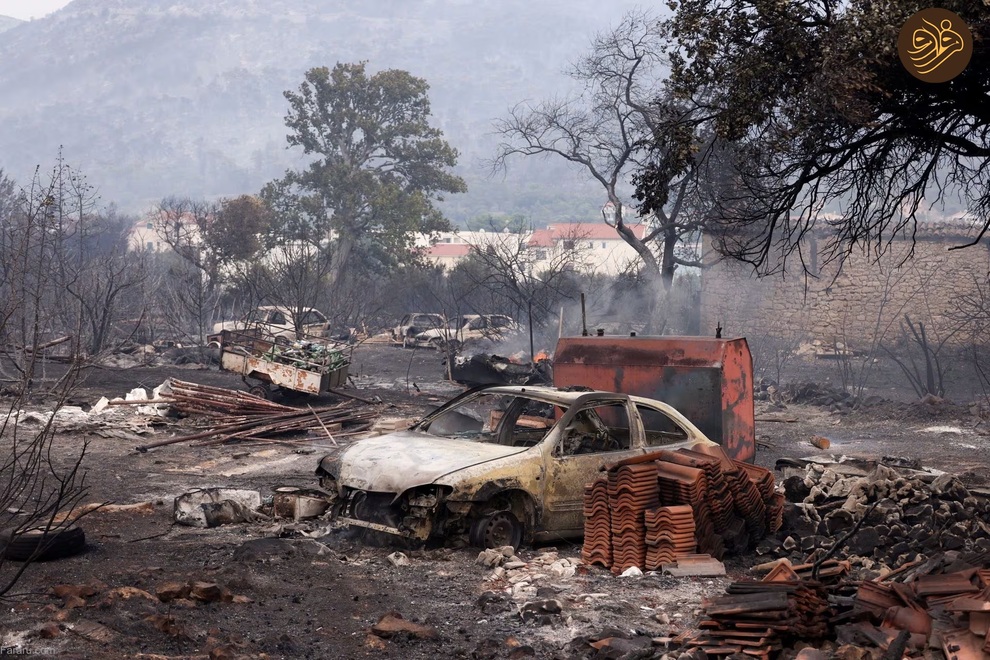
[413,386,630,448]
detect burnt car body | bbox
[316,385,716,548]
[413,314,519,351]
[392,313,445,348]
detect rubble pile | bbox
[476,548,578,608]
[581,445,783,574]
[776,457,990,566]
[837,553,990,657]
[841,559,990,657]
[677,578,831,657]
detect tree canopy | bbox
[643,0,990,272]
[274,62,466,290]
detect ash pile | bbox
[773,456,990,568]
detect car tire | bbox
[248,383,271,400]
[3,525,86,562]
[470,511,523,550]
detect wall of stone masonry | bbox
[700,226,990,350]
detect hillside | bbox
[0,0,647,222]
[0,15,22,32]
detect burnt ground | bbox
[1,342,988,659]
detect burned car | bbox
[316,385,717,549]
[413,314,519,351]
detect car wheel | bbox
[3,525,86,562]
[470,511,523,550]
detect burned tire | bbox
[3,525,86,562]
[470,511,523,550]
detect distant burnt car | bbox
[413,314,519,352]
[392,313,445,348]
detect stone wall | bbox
[700,225,990,350]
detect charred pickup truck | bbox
[316,384,717,548]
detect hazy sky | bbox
[0,0,72,20]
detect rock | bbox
[476,591,510,615]
[371,612,438,640]
[783,536,798,551]
[37,623,60,639]
[387,552,410,568]
[157,582,194,603]
[619,566,643,577]
[189,581,233,603]
[53,583,102,600]
[500,546,516,557]
[520,599,562,624]
[477,548,504,568]
[655,612,670,624]
[145,614,189,640]
[783,475,811,502]
[503,561,526,570]
[63,595,86,609]
[848,527,880,556]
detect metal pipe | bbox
[528,299,535,362]
[580,293,588,336]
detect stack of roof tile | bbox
[678,579,830,657]
[663,448,743,554]
[767,492,785,534]
[655,460,725,559]
[644,505,696,570]
[581,477,612,568]
[607,462,661,574]
[726,464,768,541]
[736,461,776,501]
[580,443,780,574]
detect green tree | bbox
[274,62,466,292]
[647,0,990,272]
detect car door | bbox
[540,397,644,535]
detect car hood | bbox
[333,431,529,493]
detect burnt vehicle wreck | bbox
[316,384,717,548]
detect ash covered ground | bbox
[1,343,988,659]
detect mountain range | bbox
[0,0,647,223]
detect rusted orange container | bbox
[553,336,755,462]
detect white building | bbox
[417,223,647,275]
